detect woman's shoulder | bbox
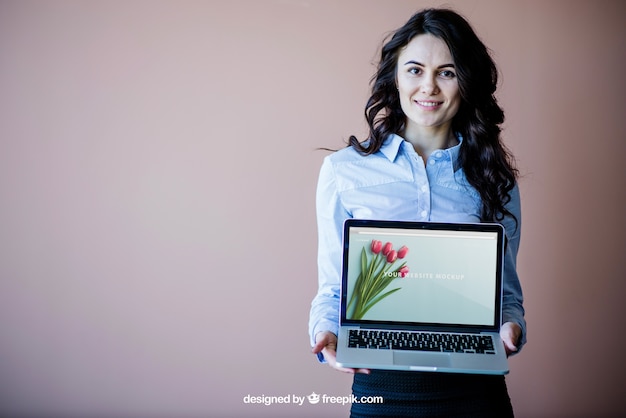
[326,143,367,159]
[322,146,367,169]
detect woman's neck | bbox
[403,124,458,162]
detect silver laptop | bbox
[335,219,509,374]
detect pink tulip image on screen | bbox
[347,240,410,320]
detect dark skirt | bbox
[351,370,514,417]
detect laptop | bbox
[335,219,509,374]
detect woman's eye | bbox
[439,70,456,78]
[408,67,421,75]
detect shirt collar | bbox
[380,133,464,170]
[379,134,405,162]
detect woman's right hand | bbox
[312,331,370,374]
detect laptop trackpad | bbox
[393,351,451,368]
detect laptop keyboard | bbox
[348,329,496,354]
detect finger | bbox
[329,361,359,374]
[334,365,356,374]
[332,364,370,374]
[321,348,351,372]
[311,339,326,355]
[324,350,370,374]
[501,337,518,356]
[312,332,333,354]
[506,342,518,353]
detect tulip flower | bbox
[348,240,411,320]
[371,240,382,254]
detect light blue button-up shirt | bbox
[309,133,526,357]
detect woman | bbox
[309,8,526,417]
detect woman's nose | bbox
[420,76,440,95]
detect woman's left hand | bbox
[500,322,521,356]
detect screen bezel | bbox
[340,219,505,333]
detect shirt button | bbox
[428,159,436,165]
[420,185,428,192]
[434,151,443,158]
[420,210,428,218]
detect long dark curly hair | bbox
[349,8,518,224]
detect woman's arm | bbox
[308,157,348,360]
[499,183,527,354]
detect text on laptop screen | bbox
[346,226,498,327]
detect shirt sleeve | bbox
[308,157,350,362]
[499,183,527,352]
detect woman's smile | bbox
[415,100,444,110]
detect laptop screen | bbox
[342,220,503,329]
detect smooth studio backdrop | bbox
[1,1,625,417]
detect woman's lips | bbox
[415,100,443,110]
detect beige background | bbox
[1,0,625,417]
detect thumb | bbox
[312,333,330,354]
[503,337,518,352]
[311,339,325,354]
